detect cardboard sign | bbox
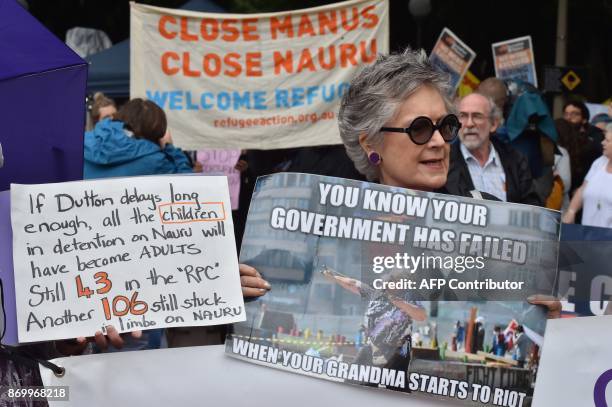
[226,173,561,406]
[533,315,612,406]
[130,0,390,150]
[429,28,476,92]
[492,36,537,87]
[10,175,245,343]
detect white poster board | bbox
[40,345,454,407]
[11,175,245,343]
[533,315,612,406]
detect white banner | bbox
[130,0,389,150]
[41,345,451,407]
[10,175,245,343]
[533,315,612,406]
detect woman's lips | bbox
[420,159,444,170]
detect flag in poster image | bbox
[10,175,245,343]
[429,28,476,92]
[492,36,538,88]
[130,0,389,150]
[225,173,561,407]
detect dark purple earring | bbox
[368,151,381,165]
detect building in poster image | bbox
[429,28,476,92]
[227,173,560,407]
[492,36,538,88]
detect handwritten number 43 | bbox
[75,273,148,320]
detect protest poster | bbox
[40,345,448,407]
[532,315,612,406]
[197,149,241,210]
[10,175,245,343]
[225,173,560,406]
[492,36,538,88]
[130,0,389,150]
[0,191,18,345]
[557,223,612,316]
[429,28,476,92]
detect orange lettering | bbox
[296,48,316,73]
[318,10,337,35]
[221,19,240,41]
[318,46,336,70]
[360,39,377,63]
[224,53,242,77]
[270,15,294,39]
[161,52,180,75]
[183,52,201,77]
[242,18,260,41]
[274,50,293,74]
[203,54,221,77]
[340,43,358,67]
[246,52,262,77]
[200,18,219,41]
[297,14,315,37]
[340,7,359,31]
[360,5,379,28]
[158,15,177,39]
[180,17,198,41]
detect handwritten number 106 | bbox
[75,272,148,320]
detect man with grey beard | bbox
[444,92,541,206]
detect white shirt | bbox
[582,156,612,228]
[461,142,507,201]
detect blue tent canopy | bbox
[86,0,226,98]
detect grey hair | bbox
[338,48,454,181]
[460,92,502,124]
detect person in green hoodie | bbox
[84,98,192,179]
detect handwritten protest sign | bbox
[10,176,245,343]
[492,36,537,87]
[226,173,560,406]
[197,149,241,210]
[429,28,475,92]
[130,0,389,150]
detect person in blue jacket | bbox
[83,98,192,351]
[84,98,193,179]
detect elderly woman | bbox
[241,50,560,374]
[563,123,612,228]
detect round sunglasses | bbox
[380,114,461,145]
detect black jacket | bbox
[445,137,542,207]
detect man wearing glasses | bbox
[445,92,541,206]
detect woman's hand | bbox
[159,129,174,149]
[561,209,576,224]
[240,264,270,297]
[527,294,562,319]
[55,326,142,355]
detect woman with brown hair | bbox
[84,98,192,179]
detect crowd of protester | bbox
[3,46,611,402]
